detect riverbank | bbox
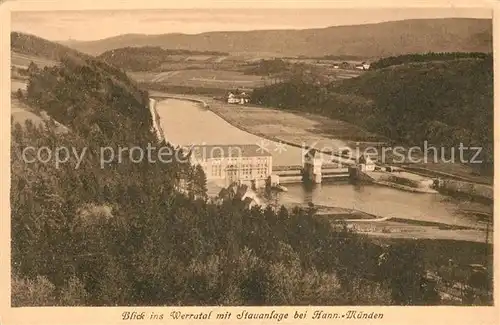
[402,164,493,185]
[344,217,490,244]
[307,203,490,243]
[300,204,388,221]
[437,179,493,203]
[151,93,210,108]
[372,180,438,194]
[236,198,491,243]
[311,205,490,243]
[148,98,165,142]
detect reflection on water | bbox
[157,99,492,227]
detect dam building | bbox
[188,144,381,188]
[189,144,273,188]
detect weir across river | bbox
[272,164,351,184]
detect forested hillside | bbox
[11,46,442,305]
[252,54,493,169]
[24,57,150,142]
[370,52,491,69]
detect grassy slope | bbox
[11,52,59,69]
[61,18,492,57]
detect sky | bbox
[11,8,492,41]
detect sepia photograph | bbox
[2,0,497,319]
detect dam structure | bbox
[273,148,355,184]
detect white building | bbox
[227,92,250,105]
[303,149,323,183]
[357,154,376,172]
[189,144,272,187]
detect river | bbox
[156,98,313,167]
[158,98,492,230]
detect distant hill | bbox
[11,31,92,62]
[60,18,492,58]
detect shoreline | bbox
[148,98,165,142]
[401,165,493,186]
[372,180,439,194]
[317,210,490,244]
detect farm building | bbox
[355,62,371,70]
[227,91,250,104]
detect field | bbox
[128,57,366,93]
[330,70,365,79]
[11,81,70,134]
[11,51,58,69]
[128,69,266,90]
[11,98,45,128]
[205,97,385,148]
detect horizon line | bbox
[35,16,492,43]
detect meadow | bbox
[128,69,267,90]
[11,51,58,69]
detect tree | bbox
[192,164,208,199]
[379,243,430,305]
[27,61,39,76]
[15,89,24,100]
